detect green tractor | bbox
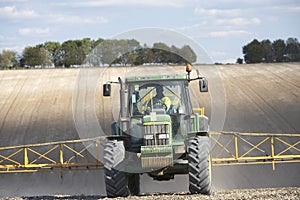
[102,65,211,197]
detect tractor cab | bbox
[126,75,193,144]
[129,81,188,116]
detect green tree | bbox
[91,38,104,49]
[91,39,141,66]
[16,37,199,67]
[153,42,171,63]
[76,38,92,65]
[61,40,78,67]
[44,41,62,67]
[86,46,102,66]
[22,46,51,68]
[236,58,243,64]
[286,38,300,62]
[118,39,141,65]
[169,45,181,64]
[61,39,93,67]
[179,45,197,64]
[23,46,40,67]
[130,48,146,65]
[39,47,52,67]
[243,39,263,63]
[138,45,155,64]
[0,50,17,69]
[272,39,286,62]
[99,40,117,66]
[261,39,274,63]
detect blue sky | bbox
[0,0,299,63]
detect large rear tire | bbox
[188,136,212,195]
[104,140,129,198]
[128,173,140,196]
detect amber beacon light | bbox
[186,63,192,73]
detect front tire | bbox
[188,136,212,195]
[104,140,129,198]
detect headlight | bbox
[158,134,169,139]
[144,134,154,140]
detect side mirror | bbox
[103,84,111,96]
[199,79,208,92]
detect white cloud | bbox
[0,34,24,53]
[196,0,293,10]
[19,27,51,36]
[271,5,300,13]
[194,8,242,17]
[68,0,187,8]
[49,15,108,24]
[209,30,252,38]
[0,6,37,18]
[0,34,17,40]
[176,22,255,39]
[176,22,208,31]
[223,58,237,64]
[0,45,24,53]
[216,17,261,26]
[0,0,28,2]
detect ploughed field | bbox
[0,63,299,198]
[1,187,299,199]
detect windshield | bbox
[128,81,186,116]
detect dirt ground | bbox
[0,63,299,198]
[2,187,299,199]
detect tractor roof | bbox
[125,74,187,83]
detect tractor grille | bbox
[144,124,170,145]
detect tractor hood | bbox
[143,111,171,124]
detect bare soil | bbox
[0,63,299,197]
[2,187,299,200]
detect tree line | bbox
[0,38,196,69]
[238,37,300,64]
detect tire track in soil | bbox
[73,68,108,140]
[262,64,300,130]
[265,63,300,90]
[222,72,298,160]
[36,71,60,142]
[0,74,28,139]
[227,72,296,133]
[262,64,300,98]
[20,71,54,144]
[73,69,97,139]
[240,75,297,132]
[216,66,298,159]
[20,71,46,145]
